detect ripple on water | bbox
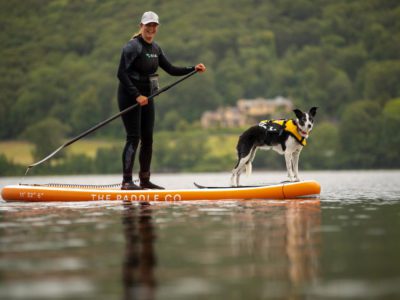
[309,278,400,299]
[0,257,86,272]
[158,277,219,298]
[0,277,94,299]
[5,239,87,252]
[312,225,341,233]
[198,207,231,216]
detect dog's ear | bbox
[309,107,318,117]
[293,109,303,119]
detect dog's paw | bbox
[287,177,299,182]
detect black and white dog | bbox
[231,107,318,186]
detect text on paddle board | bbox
[90,193,182,201]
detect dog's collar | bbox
[294,121,308,137]
[298,127,308,136]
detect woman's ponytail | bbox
[131,30,141,39]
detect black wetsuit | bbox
[117,35,194,182]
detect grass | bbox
[0,133,238,165]
[0,139,119,165]
[206,135,237,157]
[67,139,120,158]
[0,141,35,165]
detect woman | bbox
[117,11,206,190]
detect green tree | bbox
[10,66,66,136]
[0,154,24,176]
[94,147,123,174]
[379,99,400,167]
[338,101,381,168]
[152,131,208,171]
[301,122,339,169]
[361,61,400,103]
[2,0,400,173]
[334,43,368,81]
[162,110,183,131]
[21,117,70,162]
[70,86,102,135]
[60,154,94,174]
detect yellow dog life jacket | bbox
[259,119,307,146]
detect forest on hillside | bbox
[1,0,400,174]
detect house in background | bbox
[201,96,293,128]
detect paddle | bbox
[25,70,198,175]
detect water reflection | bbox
[155,200,321,299]
[122,201,156,300]
[234,200,321,296]
[284,200,321,285]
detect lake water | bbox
[1,170,400,300]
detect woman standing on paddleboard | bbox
[117,11,206,190]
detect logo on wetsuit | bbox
[146,53,158,58]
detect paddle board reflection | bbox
[122,201,156,300]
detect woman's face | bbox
[141,23,158,42]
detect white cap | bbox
[140,11,159,25]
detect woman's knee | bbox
[140,136,153,149]
[126,135,140,145]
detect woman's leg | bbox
[118,85,141,188]
[138,99,164,189]
[139,99,155,174]
[122,136,140,183]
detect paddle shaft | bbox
[25,70,198,174]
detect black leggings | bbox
[118,84,154,182]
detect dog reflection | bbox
[236,200,321,288]
[122,201,156,300]
[284,201,320,284]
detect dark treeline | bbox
[1,0,400,173]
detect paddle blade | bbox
[25,145,65,175]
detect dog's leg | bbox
[230,171,237,187]
[232,139,255,186]
[245,146,257,177]
[231,170,238,187]
[293,149,301,181]
[231,164,244,187]
[232,126,261,186]
[236,168,242,187]
[234,160,246,187]
[231,156,248,187]
[284,152,295,182]
[231,151,243,186]
[231,160,239,186]
[246,160,252,177]
[231,163,240,187]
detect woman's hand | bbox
[195,63,206,73]
[136,95,148,106]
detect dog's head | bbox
[293,107,318,137]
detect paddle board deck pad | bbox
[193,182,286,189]
[1,180,321,202]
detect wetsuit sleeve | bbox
[158,47,195,76]
[117,41,141,98]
